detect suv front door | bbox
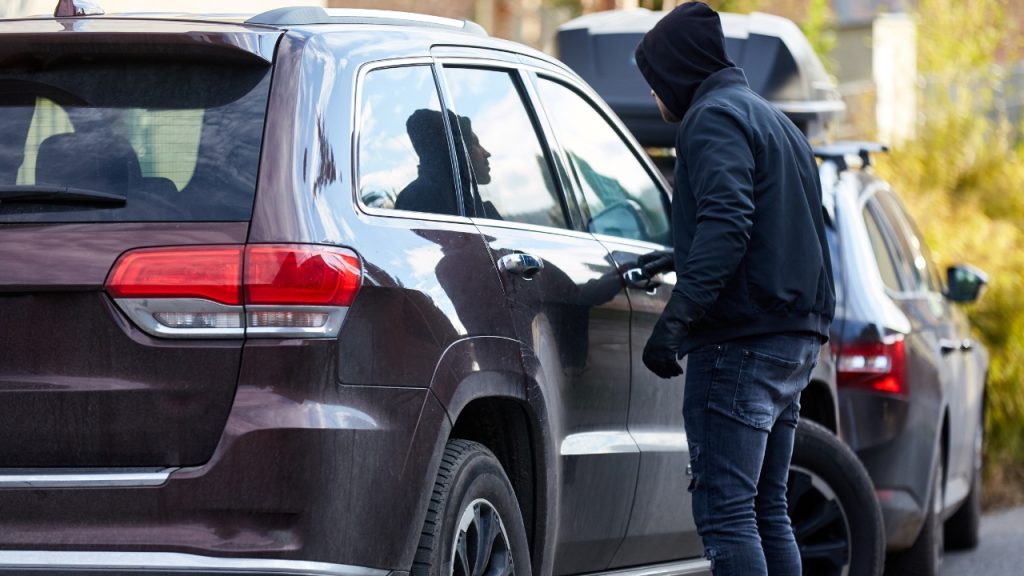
[530,72,704,566]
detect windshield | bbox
[0,60,271,223]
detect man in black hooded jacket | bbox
[634,3,835,575]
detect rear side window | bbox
[862,202,904,291]
[357,65,462,217]
[536,77,671,245]
[0,60,271,223]
[825,222,843,306]
[875,190,943,293]
[441,66,567,229]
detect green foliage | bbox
[702,0,764,13]
[801,0,836,74]
[874,0,1024,486]
[915,0,1013,75]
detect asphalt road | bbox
[942,506,1024,575]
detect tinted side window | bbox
[442,67,567,229]
[863,202,904,291]
[825,222,843,306]
[536,77,670,245]
[875,190,943,293]
[358,65,461,217]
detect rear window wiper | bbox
[0,185,126,206]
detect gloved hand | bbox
[642,293,698,379]
[637,249,675,279]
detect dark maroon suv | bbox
[0,5,881,576]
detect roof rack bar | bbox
[814,141,889,170]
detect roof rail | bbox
[814,141,889,171]
[245,6,487,35]
[246,6,328,26]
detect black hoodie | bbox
[635,2,734,120]
[635,2,835,354]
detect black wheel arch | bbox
[801,378,839,435]
[426,336,558,576]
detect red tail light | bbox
[837,335,907,395]
[245,245,361,306]
[105,244,362,338]
[105,246,244,305]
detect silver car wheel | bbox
[450,498,514,576]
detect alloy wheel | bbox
[450,498,515,576]
[789,464,853,576]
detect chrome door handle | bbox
[623,267,662,290]
[939,338,961,355]
[960,339,974,352]
[498,252,544,280]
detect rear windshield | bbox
[0,59,271,223]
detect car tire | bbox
[945,409,983,550]
[412,439,532,576]
[789,419,884,576]
[887,461,944,576]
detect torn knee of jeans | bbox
[704,545,718,569]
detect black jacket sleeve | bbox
[672,104,756,330]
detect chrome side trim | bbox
[358,203,475,225]
[591,233,669,253]
[473,218,596,241]
[0,551,387,576]
[560,431,639,456]
[582,559,712,576]
[631,431,689,452]
[0,468,173,489]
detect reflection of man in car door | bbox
[635,3,835,575]
[396,108,500,220]
[395,108,464,216]
[463,118,492,187]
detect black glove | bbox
[637,249,675,279]
[642,293,698,379]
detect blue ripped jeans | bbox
[683,333,819,576]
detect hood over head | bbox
[407,108,470,165]
[635,2,735,120]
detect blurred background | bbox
[4,0,1023,508]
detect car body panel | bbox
[473,221,639,574]
[0,222,248,467]
[0,23,478,571]
[0,371,447,570]
[602,239,705,565]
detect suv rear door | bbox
[434,53,639,574]
[872,189,983,507]
[0,24,277,467]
